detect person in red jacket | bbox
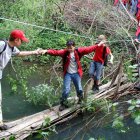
[89,35,114,93]
[136,0,140,22]
[40,40,104,111]
[135,1,140,43]
[114,0,129,9]
[135,23,140,43]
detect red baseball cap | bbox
[10,29,29,42]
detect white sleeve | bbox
[0,41,6,53]
[12,47,20,56]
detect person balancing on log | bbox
[39,39,105,111]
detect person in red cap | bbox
[0,29,40,130]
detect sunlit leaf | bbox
[128,106,135,111]
[134,116,140,125]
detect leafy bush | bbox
[26,84,60,107]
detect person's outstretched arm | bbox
[17,48,40,56]
[39,49,66,57]
[77,41,105,55]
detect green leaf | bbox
[136,99,140,104]
[41,131,49,136]
[43,117,51,127]
[134,116,140,124]
[35,133,42,139]
[113,102,119,106]
[89,138,96,140]
[128,106,135,111]
[9,135,15,140]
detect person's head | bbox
[9,29,29,47]
[66,40,75,52]
[97,35,106,42]
[96,35,108,46]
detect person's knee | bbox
[89,69,95,77]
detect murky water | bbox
[2,63,47,121]
[2,63,140,140]
[48,115,140,140]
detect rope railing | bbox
[0,17,135,43]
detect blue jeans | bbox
[89,61,104,81]
[130,0,138,15]
[62,72,83,100]
[136,34,140,42]
[117,3,128,10]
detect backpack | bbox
[102,46,108,66]
[0,40,7,55]
[0,40,14,54]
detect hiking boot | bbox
[77,95,84,104]
[59,104,68,111]
[96,85,99,91]
[134,83,140,91]
[92,84,99,93]
[0,124,8,130]
[59,99,69,111]
[92,85,96,91]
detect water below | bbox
[2,63,47,121]
[2,63,140,140]
[48,115,140,140]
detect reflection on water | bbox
[48,115,140,140]
[3,63,140,140]
[2,63,47,121]
[1,62,88,121]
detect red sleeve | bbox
[136,26,140,37]
[136,9,140,22]
[114,0,119,6]
[77,45,98,56]
[138,1,140,9]
[47,49,66,57]
[106,47,111,55]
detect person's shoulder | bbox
[0,40,6,46]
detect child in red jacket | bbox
[114,0,129,9]
[89,35,114,92]
[40,40,104,111]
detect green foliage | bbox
[89,138,96,140]
[43,117,51,127]
[36,127,57,139]
[124,61,137,82]
[35,117,57,139]
[27,84,60,107]
[89,137,106,140]
[7,60,37,95]
[127,99,140,125]
[9,135,16,140]
[85,99,112,113]
[112,115,125,132]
